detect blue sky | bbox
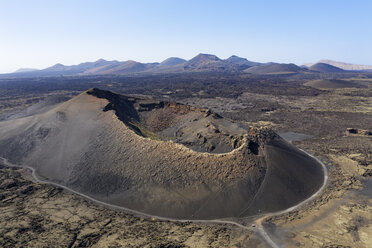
[1,0,371,73]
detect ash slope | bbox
[0,89,324,219]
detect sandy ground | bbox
[264,153,371,247]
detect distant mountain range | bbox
[4,54,372,78]
[13,68,39,73]
[304,60,372,72]
[5,54,259,77]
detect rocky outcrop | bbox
[346,128,372,136]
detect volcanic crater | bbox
[0,88,324,219]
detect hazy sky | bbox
[1,0,371,73]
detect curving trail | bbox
[0,150,328,248]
